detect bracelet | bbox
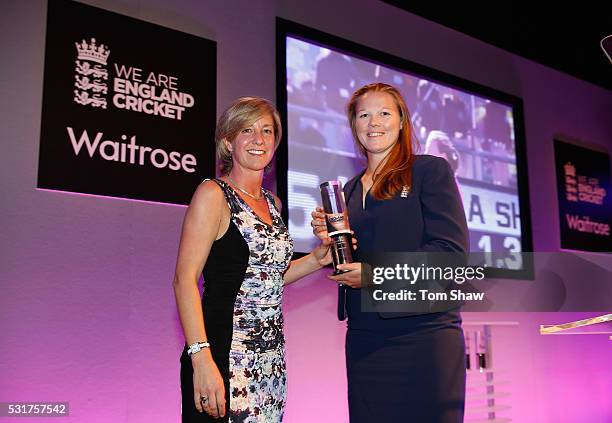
[187,341,210,356]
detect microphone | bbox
[601,35,612,64]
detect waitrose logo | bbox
[565,214,610,236]
[66,127,197,173]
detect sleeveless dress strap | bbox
[204,178,242,215]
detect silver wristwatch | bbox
[187,341,211,356]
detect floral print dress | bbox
[180,179,293,423]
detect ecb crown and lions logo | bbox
[73,38,110,109]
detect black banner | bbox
[554,139,611,252]
[38,0,216,205]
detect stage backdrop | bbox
[37,0,216,205]
[554,138,611,252]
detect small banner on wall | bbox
[554,138,611,252]
[37,0,216,205]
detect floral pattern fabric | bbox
[216,179,293,422]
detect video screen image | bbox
[285,36,523,270]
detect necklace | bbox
[227,175,264,201]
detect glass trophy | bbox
[320,181,353,275]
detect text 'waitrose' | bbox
[66,127,197,173]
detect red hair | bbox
[347,82,417,200]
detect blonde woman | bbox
[174,97,334,422]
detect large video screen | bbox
[276,19,533,278]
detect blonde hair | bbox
[215,97,282,175]
[347,83,418,200]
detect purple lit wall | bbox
[1,1,611,423]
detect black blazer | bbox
[338,155,469,320]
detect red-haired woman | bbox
[312,83,469,422]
